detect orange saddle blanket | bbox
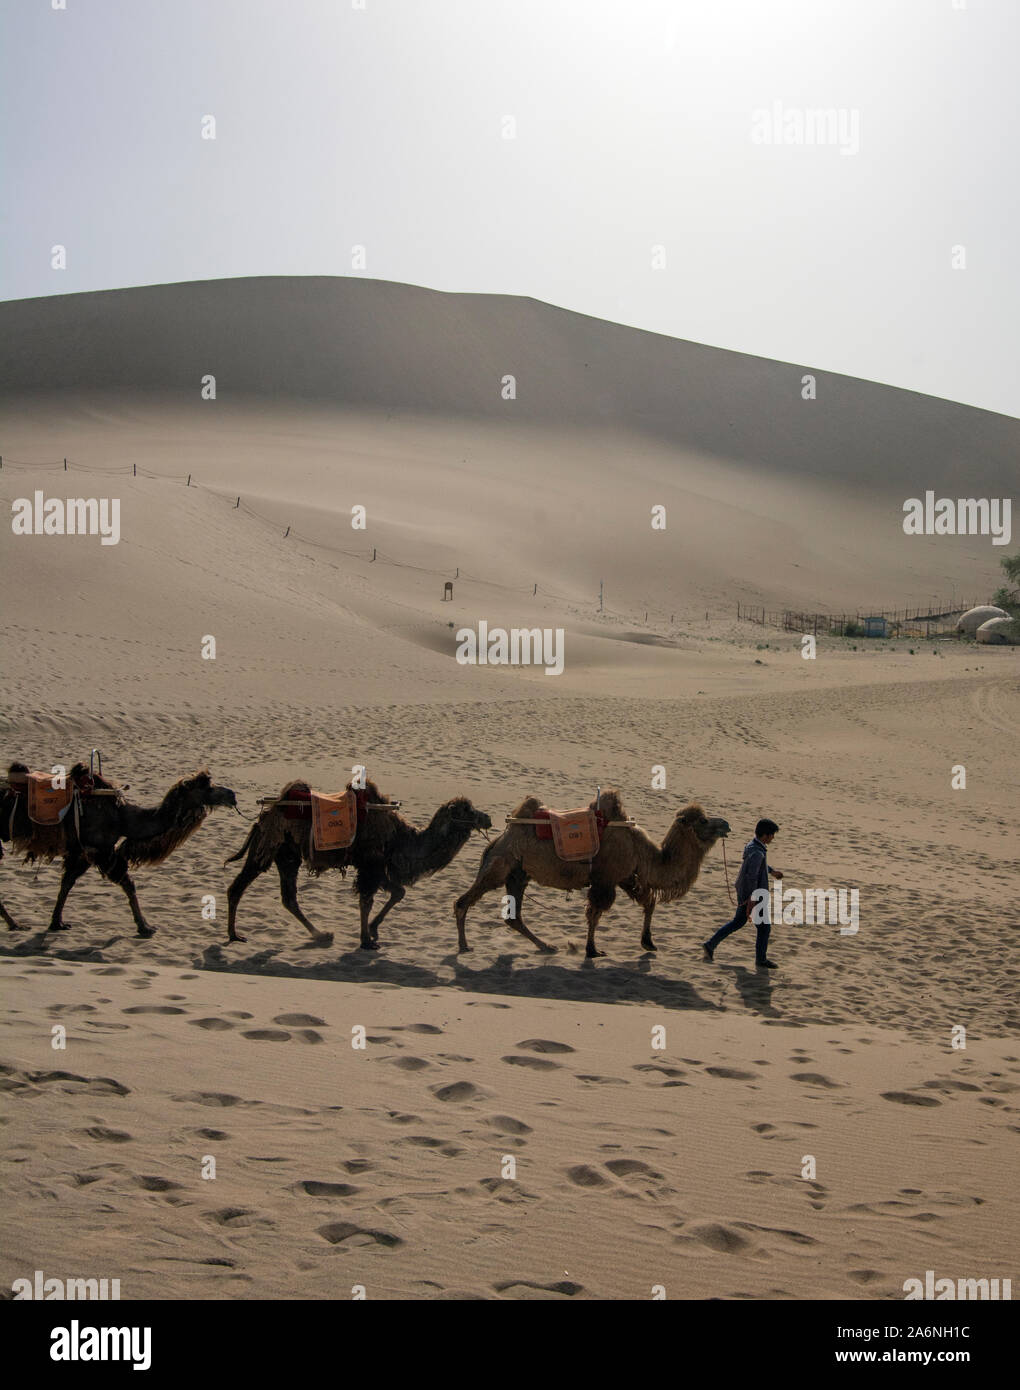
[310,790,358,852]
[26,772,73,825]
[539,807,601,862]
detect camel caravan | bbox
[2,758,731,960]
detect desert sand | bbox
[0,278,1017,1300]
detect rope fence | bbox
[0,452,684,629]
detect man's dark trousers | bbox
[706,901,771,965]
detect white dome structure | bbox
[956,605,1009,635]
[976,616,1020,645]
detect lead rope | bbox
[722,836,735,905]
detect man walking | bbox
[702,818,782,968]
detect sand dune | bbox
[1,277,1016,1301]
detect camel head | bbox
[172,770,238,813]
[674,803,730,849]
[440,797,492,834]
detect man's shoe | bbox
[702,943,714,962]
[757,958,778,969]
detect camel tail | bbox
[224,823,258,867]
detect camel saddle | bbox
[25,772,74,826]
[535,806,602,862]
[310,790,358,852]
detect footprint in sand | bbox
[790,1073,844,1089]
[921,1079,980,1093]
[122,1005,186,1015]
[706,1067,757,1080]
[273,1014,326,1027]
[484,1115,533,1136]
[501,1055,561,1071]
[83,1126,133,1143]
[293,1180,360,1198]
[881,1091,941,1106]
[28,1071,130,1096]
[205,1207,262,1227]
[134,1175,183,1192]
[685,1222,752,1254]
[493,1279,583,1297]
[224,1012,254,1020]
[192,1128,229,1140]
[294,1030,324,1044]
[430,1081,486,1102]
[514,1039,576,1054]
[566,1164,612,1188]
[189,1017,234,1031]
[317,1221,402,1248]
[242,1029,292,1042]
[387,1056,430,1071]
[735,1221,818,1246]
[171,1092,249,1108]
[605,1159,663,1180]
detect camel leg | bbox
[358,892,379,950]
[47,852,91,931]
[1,893,27,931]
[504,866,555,954]
[0,844,27,929]
[585,882,616,959]
[277,843,332,946]
[102,852,157,938]
[621,877,657,951]
[225,853,267,944]
[367,881,405,943]
[454,851,513,953]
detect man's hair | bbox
[755,818,779,838]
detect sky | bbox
[2,0,1017,418]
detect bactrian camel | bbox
[224,779,492,950]
[454,790,730,957]
[1,762,237,936]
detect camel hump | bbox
[511,795,544,819]
[69,761,120,791]
[349,778,390,804]
[279,779,311,799]
[592,787,627,821]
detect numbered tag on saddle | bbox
[26,772,73,825]
[310,790,358,852]
[548,807,600,862]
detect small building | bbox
[863,615,888,638]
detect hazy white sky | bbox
[2,0,1017,417]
